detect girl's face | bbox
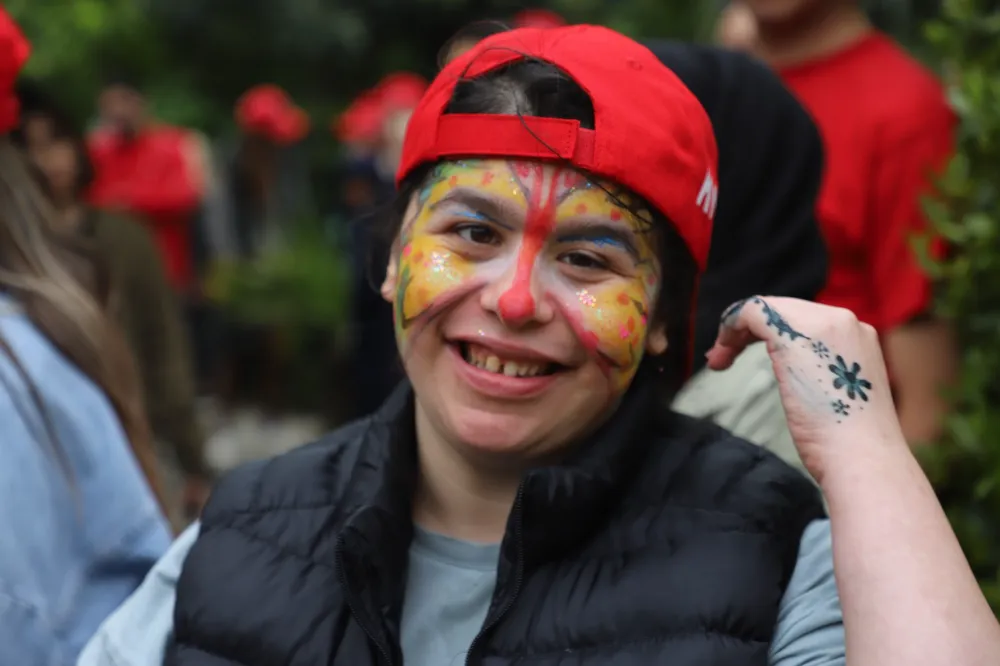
[381,159,666,458]
[22,117,79,204]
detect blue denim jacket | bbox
[0,295,172,665]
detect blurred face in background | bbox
[21,114,81,205]
[376,109,414,176]
[716,2,760,51]
[444,39,479,65]
[740,0,828,28]
[98,84,146,138]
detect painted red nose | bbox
[497,290,535,325]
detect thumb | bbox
[705,298,758,370]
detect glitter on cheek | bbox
[428,251,449,270]
[577,289,597,308]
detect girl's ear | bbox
[381,194,421,302]
[645,324,668,356]
[381,247,399,303]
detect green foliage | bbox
[919,0,1000,616]
[212,221,353,343]
[7,0,163,121]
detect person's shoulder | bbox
[858,34,953,134]
[649,412,824,523]
[201,414,378,522]
[644,40,800,114]
[90,210,158,253]
[0,297,76,391]
[867,34,944,92]
[143,124,197,156]
[86,128,117,153]
[91,209,151,241]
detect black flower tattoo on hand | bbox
[829,355,872,401]
[832,399,850,416]
[811,341,830,359]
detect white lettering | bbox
[696,170,718,219]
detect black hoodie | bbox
[645,42,828,373]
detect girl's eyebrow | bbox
[555,221,641,261]
[430,187,519,230]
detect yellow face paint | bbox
[392,159,660,391]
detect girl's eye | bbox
[455,223,499,245]
[560,252,608,270]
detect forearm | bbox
[820,438,1000,665]
[885,320,958,446]
[896,393,947,446]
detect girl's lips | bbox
[448,343,559,399]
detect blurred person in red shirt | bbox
[734,0,958,446]
[223,84,311,260]
[87,75,206,296]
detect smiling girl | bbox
[82,24,1000,666]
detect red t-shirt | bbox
[780,33,955,331]
[87,125,201,292]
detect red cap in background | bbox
[397,25,718,272]
[335,72,428,146]
[0,7,30,135]
[376,72,429,111]
[512,9,566,29]
[235,84,310,145]
[334,89,385,145]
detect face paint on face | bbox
[392,161,499,350]
[391,158,660,393]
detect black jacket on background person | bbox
[165,367,824,665]
[645,42,829,371]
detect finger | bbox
[707,296,789,370]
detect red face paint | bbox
[497,165,563,323]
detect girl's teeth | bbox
[485,356,501,373]
[463,346,546,377]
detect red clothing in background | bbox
[780,33,955,331]
[87,126,200,291]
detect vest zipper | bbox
[337,541,396,666]
[464,484,527,666]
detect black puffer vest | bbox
[166,373,825,666]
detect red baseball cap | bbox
[0,6,30,136]
[512,9,566,29]
[235,85,309,145]
[397,25,718,271]
[376,72,429,111]
[335,89,385,144]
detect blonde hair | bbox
[0,138,167,513]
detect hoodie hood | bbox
[645,41,828,373]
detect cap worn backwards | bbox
[397,24,718,272]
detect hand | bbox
[182,475,213,520]
[706,296,905,484]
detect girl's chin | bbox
[443,405,544,456]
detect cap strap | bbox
[434,114,595,167]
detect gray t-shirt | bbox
[78,520,845,666]
[401,521,844,666]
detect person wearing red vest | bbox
[87,77,204,294]
[733,0,958,446]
